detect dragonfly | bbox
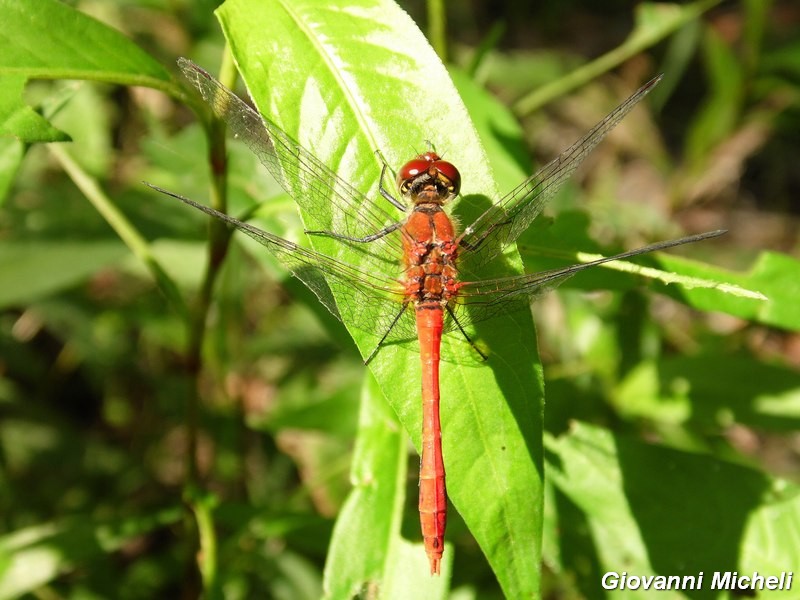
[150,58,725,574]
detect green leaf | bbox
[0,136,25,205]
[0,0,171,89]
[616,354,800,430]
[546,423,800,598]
[518,214,763,311]
[660,250,799,331]
[685,25,745,164]
[0,507,183,599]
[0,0,175,147]
[0,241,128,309]
[0,74,70,142]
[212,0,543,593]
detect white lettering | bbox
[652,576,668,590]
[608,571,791,592]
[712,572,732,589]
[601,572,619,590]
[601,570,798,591]
[711,571,798,590]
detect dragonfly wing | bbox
[177,59,405,267]
[449,229,726,333]
[150,184,417,343]
[459,75,663,268]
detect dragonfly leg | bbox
[306,152,406,242]
[446,305,488,361]
[378,157,406,211]
[305,219,405,243]
[364,303,409,365]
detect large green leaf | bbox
[210,0,543,594]
[0,0,175,147]
[0,0,170,89]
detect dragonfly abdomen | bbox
[416,303,446,575]
[400,202,462,574]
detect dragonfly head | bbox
[397,151,461,205]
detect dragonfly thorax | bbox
[397,151,460,206]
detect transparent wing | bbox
[458,75,663,268]
[148,184,419,343]
[446,229,726,334]
[177,58,405,274]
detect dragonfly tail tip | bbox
[428,556,441,575]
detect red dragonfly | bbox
[152,59,724,574]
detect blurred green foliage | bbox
[1,0,799,598]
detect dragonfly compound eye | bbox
[431,159,461,199]
[397,152,461,200]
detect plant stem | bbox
[48,144,188,319]
[184,47,238,488]
[512,0,722,116]
[179,50,240,599]
[427,0,447,63]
